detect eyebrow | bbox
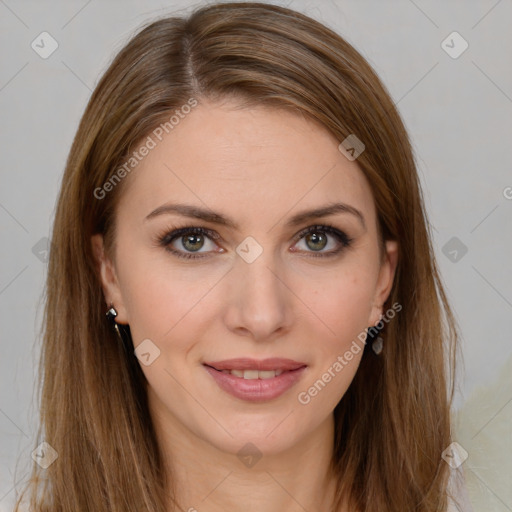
[144,201,366,231]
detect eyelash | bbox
[155,224,354,260]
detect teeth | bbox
[226,369,284,379]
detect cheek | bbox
[113,229,221,344]
[118,243,376,350]
[292,271,373,409]
[295,265,375,346]
[118,261,223,345]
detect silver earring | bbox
[371,335,384,355]
[369,312,384,355]
[105,304,122,341]
[105,303,133,356]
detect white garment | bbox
[447,466,474,512]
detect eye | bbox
[156,223,353,260]
[156,226,223,260]
[291,224,353,257]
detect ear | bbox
[91,234,129,324]
[368,240,399,326]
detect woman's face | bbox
[92,98,397,457]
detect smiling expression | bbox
[92,98,398,456]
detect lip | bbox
[203,358,308,402]
[204,358,307,372]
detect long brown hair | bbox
[15,2,459,511]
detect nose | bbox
[223,248,293,341]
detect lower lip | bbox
[203,365,307,402]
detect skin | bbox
[92,98,398,512]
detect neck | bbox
[149,395,339,511]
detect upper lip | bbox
[204,358,307,372]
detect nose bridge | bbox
[225,244,291,338]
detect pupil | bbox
[183,234,203,251]
[306,232,326,251]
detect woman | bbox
[15,2,462,511]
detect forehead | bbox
[116,100,377,228]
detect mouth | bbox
[204,357,307,376]
[207,368,286,379]
[202,358,308,402]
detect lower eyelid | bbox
[171,235,217,252]
[293,226,353,249]
[159,225,352,258]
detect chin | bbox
[201,408,324,459]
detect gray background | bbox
[1,0,511,510]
